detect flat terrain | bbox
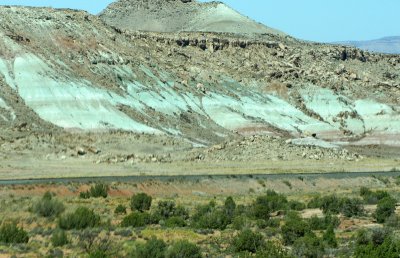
[0,172,399,257]
[0,131,399,180]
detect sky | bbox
[0,0,398,42]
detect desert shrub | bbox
[133,237,167,258]
[80,183,109,199]
[32,192,65,218]
[114,229,132,237]
[307,195,323,209]
[47,249,64,258]
[255,241,292,258]
[155,201,176,219]
[114,204,127,215]
[232,215,251,230]
[0,222,29,244]
[193,209,230,230]
[166,240,202,258]
[253,190,288,220]
[293,232,324,258]
[385,214,400,228]
[79,230,113,258]
[371,228,391,246]
[375,196,397,223]
[232,229,265,253]
[165,216,187,228]
[308,194,364,217]
[89,183,109,198]
[131,193,152,212]
[58,207,100,230]
[155,201,189,221]
[79,191,91,199]
[257,218,280,229]
[354,229,400,257]
[289,200,306,211]
[281,212,311,245]
[340,198,364,217]
[51,229,69,247]
[320,195,342,214]
[323,225,337,248]
[308,213,340,230]
[88,250,109,258]
[121,212,151,227]
[224,196,236,219]
[360,187,390,204]
[191,201,231,230]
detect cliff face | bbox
[0,6,400,147]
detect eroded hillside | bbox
[0,4,399,178]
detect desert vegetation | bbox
[0,180,399,257]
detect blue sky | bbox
[0,0,398,42]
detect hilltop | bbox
[99,0,284,35]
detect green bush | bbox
[385,214,400,228]
[255,241,292,258]
[232,229,265,253]
[293,233,324,258]
[166,240,202,258]
[289,200,306,211]
[354,229,400,257]
[253,190,288,220]
[308,213,340,230]
[322,225,337,248]
[114,204,127,215]
[191,201,230,230]
[281,212,311,245]
[232,215,251,230]
[197,212,230,229]
[307,195,323,209]
[58,207,100,230]
[375,196,397,223]
[340,198,364,217]
[80,183,109,199]
[133,237,167,258]
[308,195,364,217]
[51,229,69,247]
[131,193,152,212]
[88,250,109,258]
[165,216,187,228]
[193,210,230,230]
[224,196,236,219]
[320,195,342,214]
[121,212,151,227]
[257,218,280,229]
[155,201,189,221]
[0,222,29,244]
[32,192,65,218]
[360,187,390,204]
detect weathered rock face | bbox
[0,6,399,147]
[99,0,284,35]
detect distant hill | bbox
[99,0,284,36]
[337,36,400,54]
